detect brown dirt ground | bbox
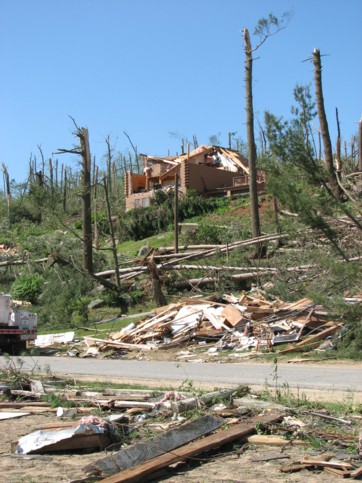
[0,410,359,483]
[1,349,361,482]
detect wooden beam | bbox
[84,414,224,479]
[96,414,283,482]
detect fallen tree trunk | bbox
[162,233,287,268]
[157,244,227,253]
[172,271,277,288]
[0,257,48,267]
[168,386,248,413]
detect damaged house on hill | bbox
[124,145,265,211]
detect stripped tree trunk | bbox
[335,108,342,175]
[49,158,54,197]
[2,163,11,216]
[313,49,342,200]
[62,166,67,213]
[105,135,113,195]
[79,127,93,274]
[93,164,99,250]
[35,170,44,224]
[148,256,167,307]
[243,29,263,257]
[103,176,121,289]
[359,118,362,172]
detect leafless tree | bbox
[242,12,291,257]
[312,49,342,200]
[57,118,93,273]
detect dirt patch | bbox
[153,446,341,483]
[230,198,272,217]
[0,413,345,483]
[0,413,97,482]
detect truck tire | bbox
[10,341,27,355]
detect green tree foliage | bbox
[11,274,43,304]
[123,189,218,241]
[36,266,93,327]
[263,84,354,258]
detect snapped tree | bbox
[242,12,290,257]
[312,48,343,200]
[57,118,93,274]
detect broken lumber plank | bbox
[276,341,321,354]
[0,402,51,408]
[323,467,351,477]
[295,324,342,347]
[96,413,284,483]
[103,401,155,410]
[351,466,362,479]
[304,411,352,425]
[84,414,224,478]
[10,390,43,399]
[300,457,353,470]
[116,307,179,339]
[83,337,156,351]
[0,412,30,420]
[246,435,307,446]
[221,305,244,327]
[280,463,313,473]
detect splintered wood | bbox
[84,289,351,355]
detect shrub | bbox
[36,267,94,328]
[179,190,216,219]
[11,274,44,304]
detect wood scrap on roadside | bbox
[76,289,357,358]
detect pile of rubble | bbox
[81,290,355,357]
[1,380,361,481]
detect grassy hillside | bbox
[0,186,361,358]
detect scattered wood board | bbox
[95,414,284,482]
[84,414,224,478]
[221,306,244,326]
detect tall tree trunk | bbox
[313,49,342,200]
[2,163,11,218]
[79,128,93,274]
[93,164,99,250]
[359,118,362,172]
[243,28,262,255]
[55,158,58,192]
[35,170,44,224]
[103,177,121,289]
[335,108,342,175]
[49,158,54,197]
[174,173,179,254]
[105,135,113,195]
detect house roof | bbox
[142,146,249,173]
[176,145,249,174]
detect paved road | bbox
[1,356,361,395]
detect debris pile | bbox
[82,290,353,357]
[1,379,361,481]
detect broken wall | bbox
[183,162,238,193]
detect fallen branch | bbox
[0,257,48,267]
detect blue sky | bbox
[1,0,361,183]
